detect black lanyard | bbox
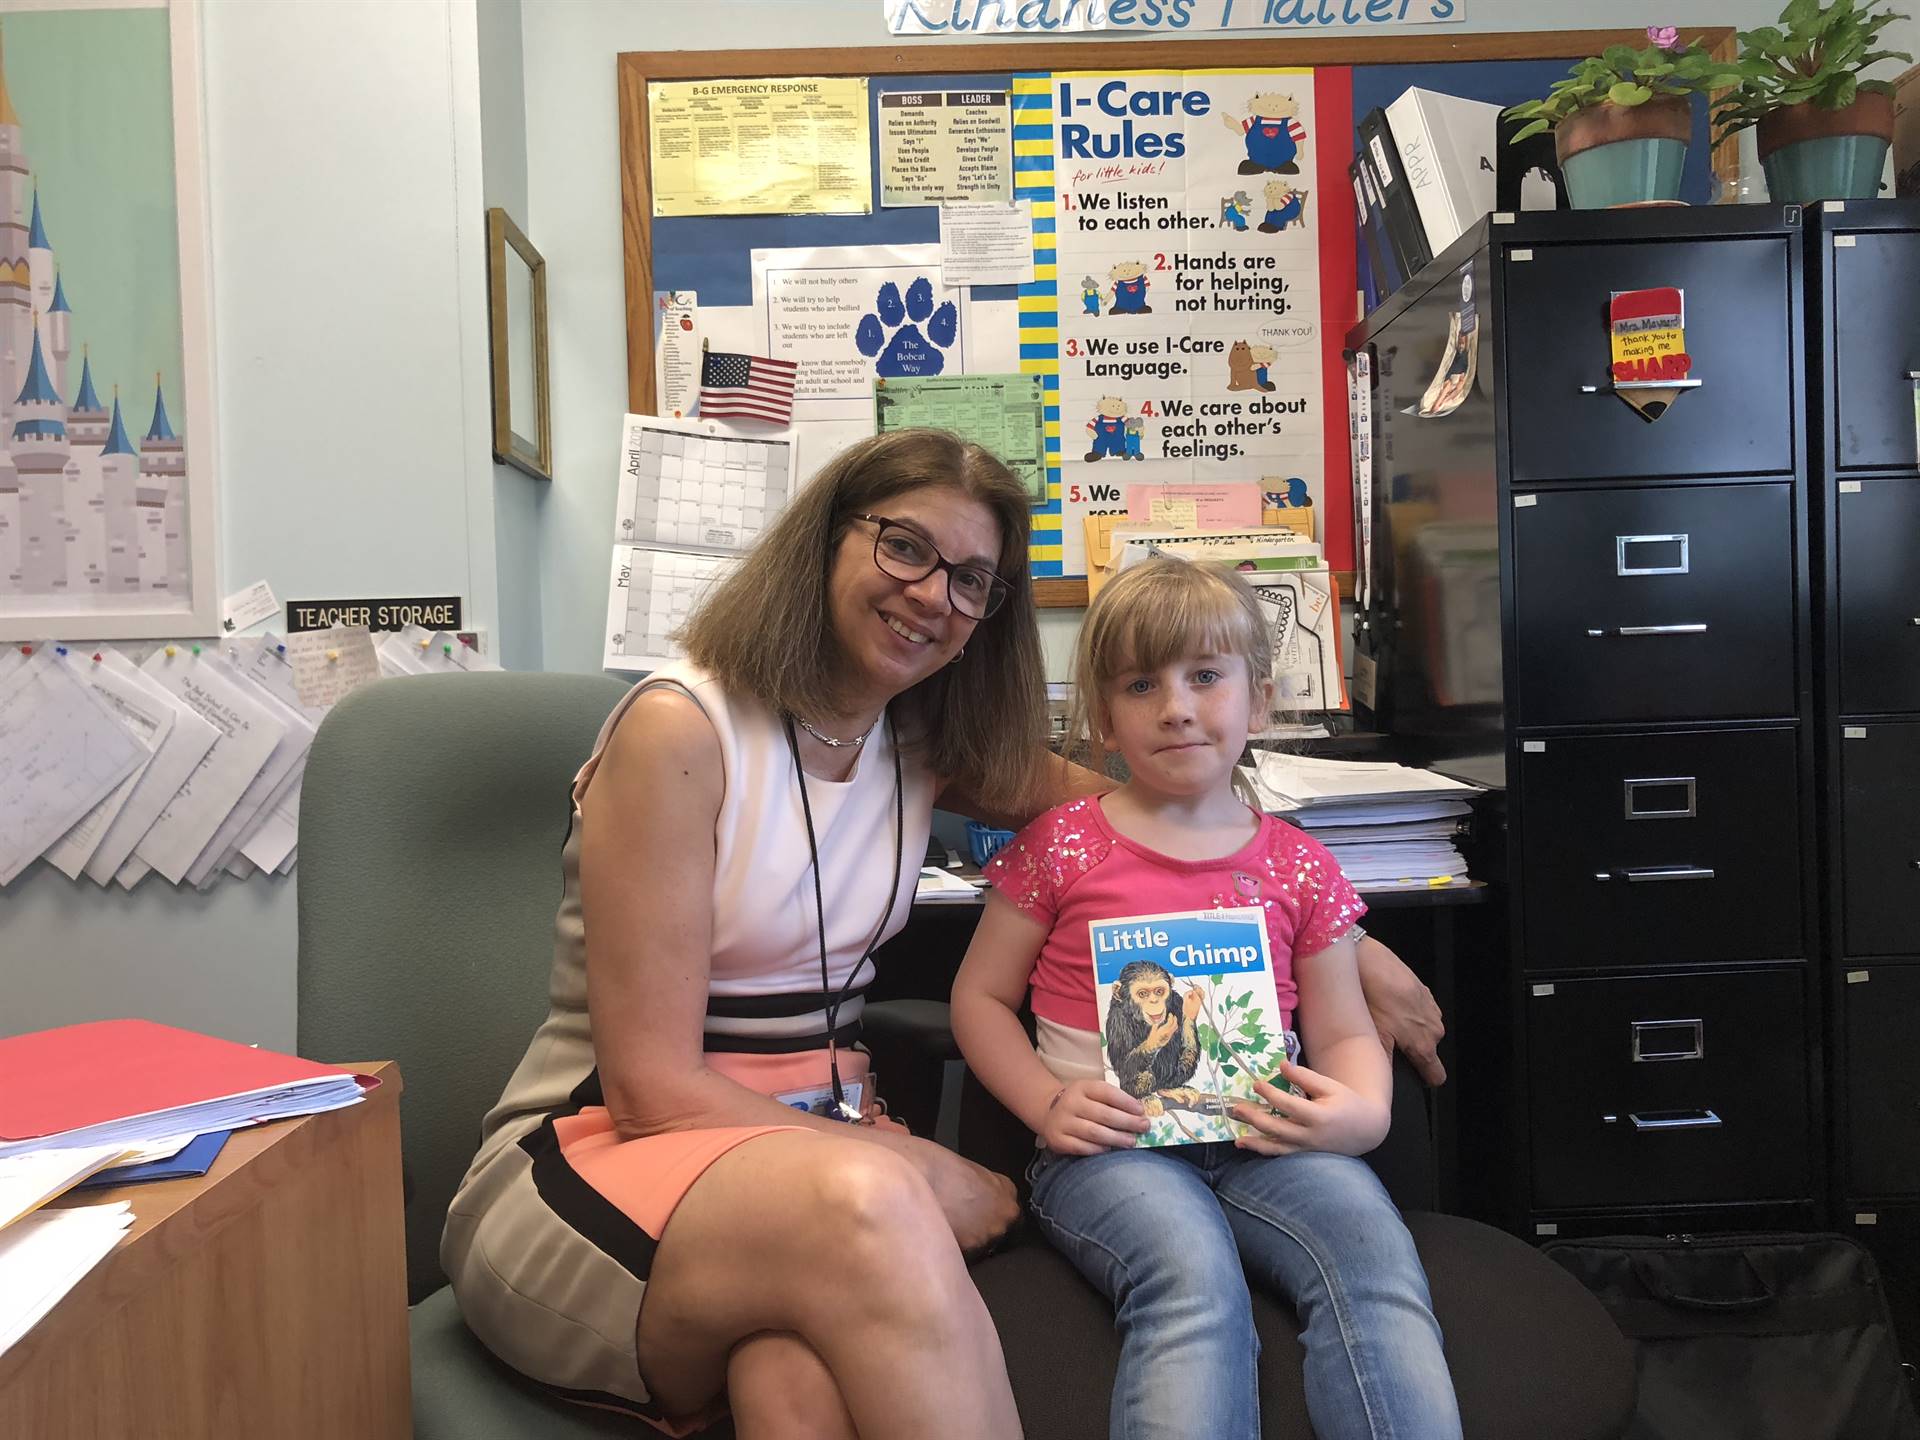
[783,713,905,1120]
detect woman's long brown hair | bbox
[679,428,1048,816]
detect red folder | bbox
[0,1019,369,1143]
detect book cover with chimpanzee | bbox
[1090,907,1297,1147]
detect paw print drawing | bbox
[855,278,958,377]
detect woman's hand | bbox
[1357,936,1447,1087]
[1230,1061,1391,1158]
[906,1139,1022,1255]
[1037,1079,1150,1156]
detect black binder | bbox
[1357,107,1432,280]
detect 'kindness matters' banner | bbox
[886,0,1464,35]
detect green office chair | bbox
[297,671,1634,1440]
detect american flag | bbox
[698,349,798,424]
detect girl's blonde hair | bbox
[679,427,1048,817]
[1068,557,1276,765]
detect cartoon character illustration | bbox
[1259,180,1306,234]
[1085,395,1130,461]
[1266,477,1312,508]
[1223,92,1306,176]
[1249,342,1278,392]
[1226,340,1262,393]
[1081,274,1102,316]
[1220,189,1253,231]
[1124,414,1146,460]
[1107,260,1152,315]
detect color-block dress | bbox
[440,661,934,1430]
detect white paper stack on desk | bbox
[1241,752,1479,890]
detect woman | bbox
[441,429,1447,1438]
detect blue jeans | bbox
[1028,1143,1461,1440]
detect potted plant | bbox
[1505,28,1744,208]
[1712,0,1911,204]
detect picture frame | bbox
[0,0,221,642]
[486,207,552,482]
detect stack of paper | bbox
[1242,752,1478,890]
[0,1145,131,1231]
[914,865,984,904]
[0,1200,134,1359]
[0,1019,369,1162]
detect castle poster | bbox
[0,0,216,641]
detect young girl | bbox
[951,558,1462,1440]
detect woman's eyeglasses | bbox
[857,514,1010,620]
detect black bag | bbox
[1543,1232,1920,1440]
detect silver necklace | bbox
[793,712,879,750]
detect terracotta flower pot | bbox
[1554,96,1693,209]
[1756,91,1894,204]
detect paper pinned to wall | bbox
[0,648,146,886]
[604,545,739,674]
[613,412,796,553]
[940,201,1034,287]
[879,89,1013,206]
[648,77,872,218]
[133,650,288,885]
[751,243,969,422]
[42,652,178,881]
[654,291,701,420]
[874,372,1047,499]
[285,626,381,709]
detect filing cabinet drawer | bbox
[1841,965,1920,1194]
[1528,969,1810,1211]
[1517,728,1803,969]
[1841,722,1920,957]
[1832,230,1920,471]
[1837,478,1920,714]
[1503,237,1795,483]
[1512,484,1797,726]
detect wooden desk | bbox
[0,1060,411,1440]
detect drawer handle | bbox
[1585,624,1709,637]
[1632,1018,1705,1062]
[1594,866,1716,883]
[1629,1108,1721,1132]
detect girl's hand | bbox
[1039,1080,1151,1155]
[1230,1061,1390,1158]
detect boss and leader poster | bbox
[1016,68,1352,579]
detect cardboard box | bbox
[1894,63,1920,198]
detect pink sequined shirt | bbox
[984,796,1366,1032]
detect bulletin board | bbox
[618,30,1735,609]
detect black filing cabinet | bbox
[1351,208,1822,1239]
[1809,203,1920,1233]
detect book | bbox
[1384,87,1501,257]
[1357,107,1432,280]
[1092,907,1299,1147]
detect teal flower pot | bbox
[1554,97,1695,210]
[1760,135,1890,204]
[1561,137,1689,209]
[1756,94,1895,205]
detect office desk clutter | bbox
[0,1019,373,1361]
[1241,751,1478,890]
[0,622,497,891]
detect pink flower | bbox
[1647,25,1681,49]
